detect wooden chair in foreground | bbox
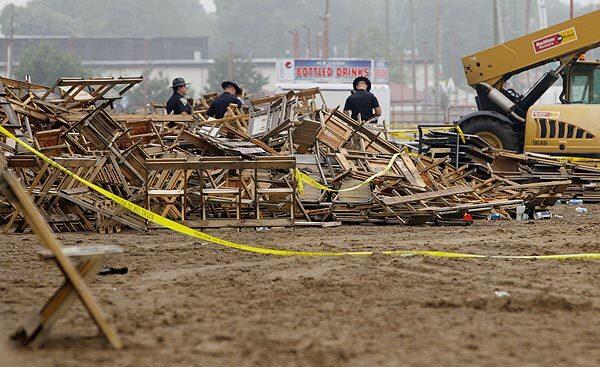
[0,171,123,349]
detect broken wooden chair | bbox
[145,158,189,221]
[253,156,296,224]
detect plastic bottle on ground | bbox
[487,213,502,220]
[533,211,552,220]
[516,205,526,221]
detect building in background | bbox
[0,35,289,95]
[0,35,211,93]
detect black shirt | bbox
[166,92,192,115]
[343,90,380,122]
[206,92,243,119]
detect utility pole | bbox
[434,0,442,118]
[570,0,574,19]
[346,28,352,58]
[524,0,531,34]
[227,41,234,80]
[493,0,499,44]
[303,25,312,58]
[525,0,531,87]
[492,0,504,44]
[7,4,15,78]
[537,0,548,30]
[385,0,390,59]
[423,42,429,102]
[512,0,518,38]
[410,0,418,124]
[289,30,299,58]
[316,33,322,59]
[320,0,330,59]
[399,52,404,109]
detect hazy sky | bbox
[0,0,594,19]
[0,0,217,12]
[0,0,596,13]
[0,0,27,6]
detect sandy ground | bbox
[1,204,600,367]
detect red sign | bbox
[294,66,370,79]
[533,27,577,53]
[278,59,388,83]
[334,67,370,78]
[295,67,334,78]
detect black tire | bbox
[460,116,517,151]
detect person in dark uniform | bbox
[343,76,381,123]
[166,77,192,115]
[206,81,243,119]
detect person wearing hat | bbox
[343,76,381,123]
[166,77,192,115]
[206,81,243,119]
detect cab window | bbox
[569,65,600,104]
[594,68,600,103]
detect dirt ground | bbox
[1,204,600,367]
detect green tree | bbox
[353,26,386,59]
[205,55,268,95]
[16,42,86,86]
[120,70,173,112]
[352,26,406,84]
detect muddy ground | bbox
[1,204,600,367]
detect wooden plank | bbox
[381,186,475,206]
[294,221,342,227]
[180,218,294,228]
[498,180,573,190]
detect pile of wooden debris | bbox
[420,130,600,203]
[0,75,576,233]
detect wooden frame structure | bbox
[145,156,296,228]
[0,171,123,349]
[40,76,143,109]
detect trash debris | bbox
[515,205,526,221]
[487,213,503,220]
[462,212,473,223]
[494,290,510,298]
[575,207,588,215]
[98,266,129,276]
[534,211,552,220]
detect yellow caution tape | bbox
[401,146,421,158]
[554,156,600,164]
[293,152,401,194]
[389,125,466,144]
[1,124,599,260]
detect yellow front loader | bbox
[459,10,600,155]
